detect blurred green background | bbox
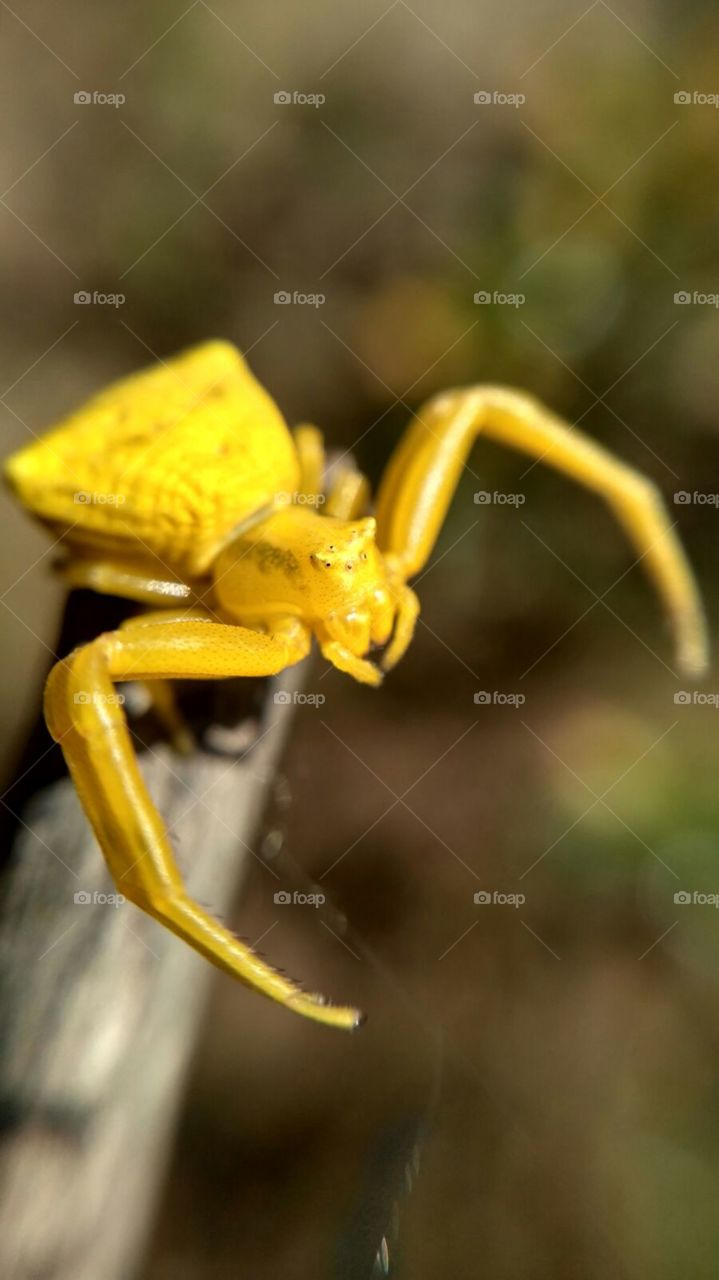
[1,2,719,1277]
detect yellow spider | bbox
[4,341,708,1030]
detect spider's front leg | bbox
[375,386,708,675]
[44,613,364,1031]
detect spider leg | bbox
[56,554,194,606]
[325,462,371,521]
[293,424,325,501]
[315,633,383,686]
[57,558,218,754]
[44,614,363,1030]
[380,578,420,672]
[137,678,194,755]
[294,425,371,519]
[375,386,708,675]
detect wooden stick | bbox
[0,648,304,1280]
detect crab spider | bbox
[4,342,707,1030]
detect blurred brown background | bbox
[2,2,719,1277]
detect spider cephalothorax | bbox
[4,341,707,1030]
[214,508,415,684]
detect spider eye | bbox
[325,561,331,568]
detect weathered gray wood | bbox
[0,665,305,1280]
